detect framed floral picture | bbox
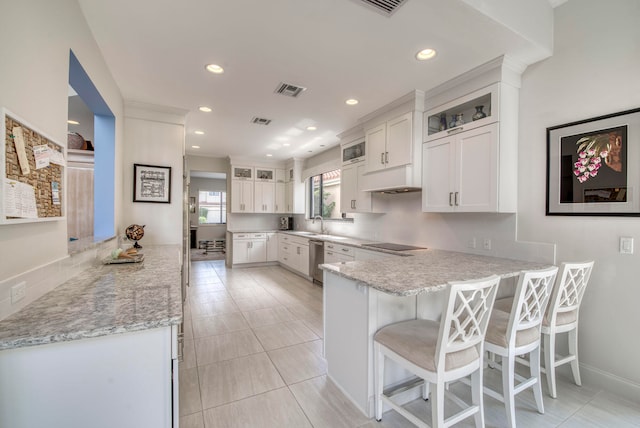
[133,163,172,203]
[546,107,640,216]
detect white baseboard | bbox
[580,363,640,403]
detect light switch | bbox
[620,236,634,254]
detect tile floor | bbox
[180,260,640,428]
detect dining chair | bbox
[374,275,500,427]
[483,266,558,428]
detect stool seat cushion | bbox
[374,319,479,372]
[494,297,577,327]
[486,309,540,348]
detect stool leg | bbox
[568,327,582,386]
[471,367,484,428]
[502,354,516,428]
[530,345,545,414]
[544,332,557,398]
[374,343,384,421]
[431,380,446,428]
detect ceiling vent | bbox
[358,0,408,16]
[275,82,307,98]
[251,117,272,126]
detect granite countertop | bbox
[321,249,552,297]
[0,245,183,351]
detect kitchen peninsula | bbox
[0,245,182,428]
[321,249,550,418]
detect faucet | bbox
[312,215,327,234]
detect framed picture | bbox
[189,196,196,213]
[546,107,640,216]
[133,163,171,203]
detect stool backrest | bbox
[436,275,500,370]
[546,261,594,323]
[507,267,558,343]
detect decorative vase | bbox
[439,113,447,131]
[472,105,487,121]
[454,113,464,127]
[449,115,457,129]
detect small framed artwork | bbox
[133,164,171,203]
[546,107,640,216]
[189,196,196,213]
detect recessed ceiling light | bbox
[266,154,273,157]
[194,130,205,135]
[345,99,359,106]
[199,106,212,112]
[205,64,224,74]
[416,48,437,61]
[320,144,325,147]
[67,120,79,125]
[282,143,290,147]
[306,126,317,131]
[191,145,200,149]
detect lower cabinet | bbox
[266,232,278,262]
[232,233,267,264]
[324,242,355,263]
[278,234,309,276]
[0,327,177,428]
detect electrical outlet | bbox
[620,236,634,254]
[468,238,476,249]
[483,238,492,250]
[11,282,26,304]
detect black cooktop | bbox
[362,242,426,251]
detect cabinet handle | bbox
[447,126,464,134]
[380,152,385,164]
[449,192,454,206]
[297,247,301,255]
[341,248,350,252]
[385,152,389,164]
[351,200,355,209]
[350,158,358,163]
[455,192,459,206]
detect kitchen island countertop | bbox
[0,245,182,351]
[321,248,551,297]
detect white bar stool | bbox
[374,275,500,427]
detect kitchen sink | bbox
[314,235,348,240]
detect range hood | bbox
[378,187,421,194]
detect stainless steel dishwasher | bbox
[309,240,324,285]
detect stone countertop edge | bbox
[0,245,183,351]
[320,249,552,297]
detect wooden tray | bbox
[103,254,144,264]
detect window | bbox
[199,191,226,224]
[309,169,341,219]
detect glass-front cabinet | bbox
[342,139,366,165]
[423,83,498,143]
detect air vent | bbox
[275,82,307,98]
[251,117,272,126]
[358,0,408,16]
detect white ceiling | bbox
[77,0,556,162]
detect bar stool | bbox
[374,275,500,427]
[483,266,558,428]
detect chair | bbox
[483,266,558,428]
[374,275,500,427]
[541,261,594,398]
[493,261,593,399]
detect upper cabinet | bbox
[359,90,424,192]
[232,165,254,180]
[422,77,519,213]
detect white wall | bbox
[517,0,640,396]
[0,1,123,279]
[122,105,185,246]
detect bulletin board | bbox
[1,108,65,224]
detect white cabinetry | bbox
[232,233,267,264]
[285,159,305,214]
[231,166,254,213]
[324,242,355,263]
[340,162,371,213]
[266,232,278,262]
[366,112,413,173]
[275,169,286,213]
[254,181,275,213]
[278,234,309,276]
[422,81,518,213]
[423,123,498,212]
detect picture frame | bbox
[133,163,171,203]
[189,196,196,213]
[546,107,640,216]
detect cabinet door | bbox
[275,182,286,213]
[340,165,357,212]
[231,180,252,213]
[386,112,412,169]
[456,123,498,212]
[254,182,275,213]
[232,239,250,264]
[365,123,387,173]
[296,244,309,276]
[354,163,372,212]
[422,137,455,212]
[285,181,293,212]
[266,233,278,262]
[249,239,267,263]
